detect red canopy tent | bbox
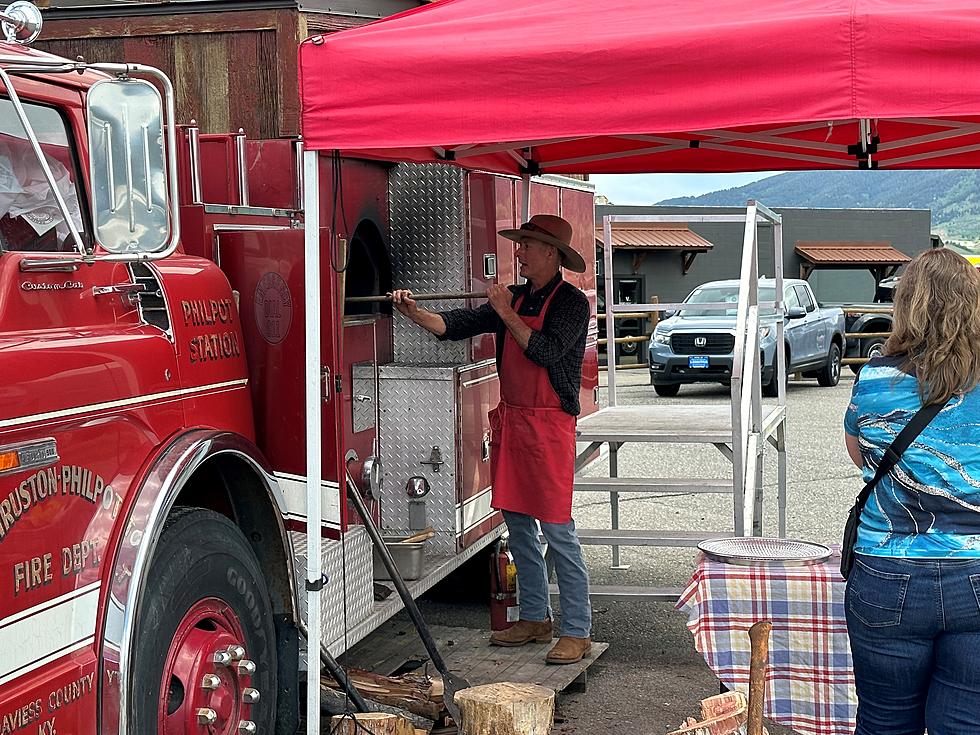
[298,0,980,174]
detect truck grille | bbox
[671,333,735,355]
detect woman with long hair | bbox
[843,248,980,734]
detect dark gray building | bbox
[596,205,932,308]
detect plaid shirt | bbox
[439,273,590,415]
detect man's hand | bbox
[486,284,514,317]
[390,289,419,319]
[390,289,447,336]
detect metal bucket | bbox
[372,536,427,581]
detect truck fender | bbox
[99,429,296,735]
[850,313,893,332]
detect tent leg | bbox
[303,148,323,735]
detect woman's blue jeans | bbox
[845,554,980,735]
[502,510,592,638]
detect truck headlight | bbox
[653,332,671,345]
[759,326,772,340]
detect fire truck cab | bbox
[0,7,597,735]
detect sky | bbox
[590,172,782,205]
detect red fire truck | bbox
[0,6,598,735]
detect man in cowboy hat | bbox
[391,213,593,665]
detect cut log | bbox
[329,713,416,735]
[322,668,443,720]
[454,682,554,735]
[319,685,434,731]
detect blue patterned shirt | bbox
[844,355,980,557]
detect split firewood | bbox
[319,684,434,731]
[667,691,748,735]
[322,668,443,720]
[399,526,436,543]
[329,712,416,735]
[454,682,555,735]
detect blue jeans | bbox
[845,554,980,735]
[502,510,591,638]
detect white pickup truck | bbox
[648,278,847,397]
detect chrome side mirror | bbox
[0,2,42,45]
[86,78,170,255]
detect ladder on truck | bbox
[573,201,789,602]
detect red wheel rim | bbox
[159,597,258,735]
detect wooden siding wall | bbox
[38,10,305,138]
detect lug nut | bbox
[238,721,257,734]
[196,708,218,726]
[226,644,246,661]
[242,687,260,704]
[237,659,256,676]
[201,674,221,690]
[213,651,233,667]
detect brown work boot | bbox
[489,619,553,647]
[545,636,592,664]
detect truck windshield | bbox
[0,97,85,253]
[680,285,777,317]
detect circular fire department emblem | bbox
[254,272,293,345]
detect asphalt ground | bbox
[408,368,860,734]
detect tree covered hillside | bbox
[658,170,980,243]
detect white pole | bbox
[302,149,322,735]
[602,216,617,407]
[520,174,531,222]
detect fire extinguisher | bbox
[490,537,519,632]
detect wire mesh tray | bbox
[698,537,832,566]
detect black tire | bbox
[653,383,681,397]
[848,337,886,376]
[131,507,278,735]
[762,350,788,398]
[817,342,842,386]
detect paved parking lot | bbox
[415,369,860,734]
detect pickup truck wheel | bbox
[762,351,787,398]
[654,383,681,397]
[817,342,842,387]
[131,507,278,735]
[848,337,886,375]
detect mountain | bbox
[656,170,980,243]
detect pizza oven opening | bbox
[344,220,392,317]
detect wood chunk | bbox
[322,668,443,720]
[667,691,748,735]
[454,682,555,735]
[329,713,416,735]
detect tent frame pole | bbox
[302,148,323,735]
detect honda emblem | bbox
[694,336,707,347]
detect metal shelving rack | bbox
[575,201,789,601]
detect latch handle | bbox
[419,445,444,472]
[93,282,147,297]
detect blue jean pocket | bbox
[970,574,980,613]
[847,558,910,628]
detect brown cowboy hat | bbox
[499,214,587,273]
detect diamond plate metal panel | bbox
[351,362,377,434]
[290,526,374,656]
[389,163,469,364]
[378,364,460,555]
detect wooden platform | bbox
[341,623,608,694]
[576,404,785,444]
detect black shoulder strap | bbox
[854,398,948,510]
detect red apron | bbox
[488,284,577,524]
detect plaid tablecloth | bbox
[676,553,857,735]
